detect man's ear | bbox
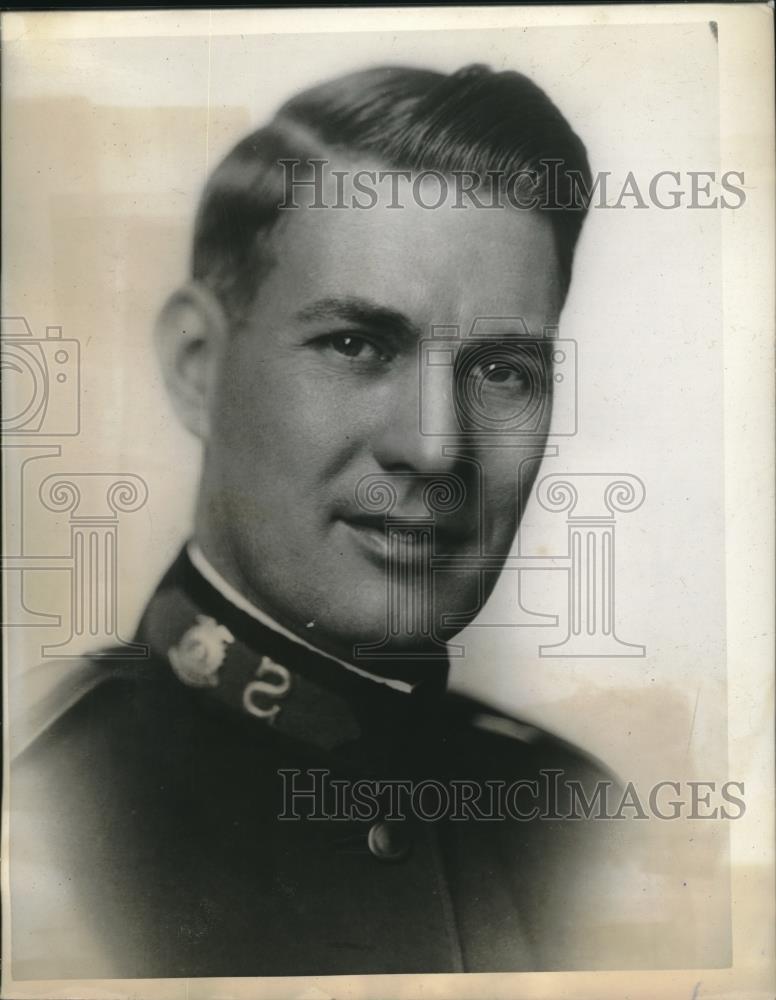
[154,282,229,441]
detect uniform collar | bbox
[135,546,449,763]
[187,541,418,694]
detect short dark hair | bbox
[191,64,592,324]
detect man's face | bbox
[198,173,563,661]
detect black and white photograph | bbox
[1,6,773,998]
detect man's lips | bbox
[338,514,473,567]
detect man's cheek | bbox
[481,488,520,551]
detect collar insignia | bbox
[168,615,235,688]
[242,656,292,721]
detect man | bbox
[11,64,663,978]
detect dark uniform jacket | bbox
[10,547,658,980]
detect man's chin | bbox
[242,568,485,665]
[304,602,476,667]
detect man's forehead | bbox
[264,188,562,326]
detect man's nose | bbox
[371,358,462,475]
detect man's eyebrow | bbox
[294,296,422,341]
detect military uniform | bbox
[10,546,663,980]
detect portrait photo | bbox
[2,6,773,1000]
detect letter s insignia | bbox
[242,656,292,721]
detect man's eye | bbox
[481,361,522,384]
[318,334,391,364]
[474,359,528,391]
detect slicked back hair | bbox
[191,64,592,325]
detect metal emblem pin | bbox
[168,615,235,688]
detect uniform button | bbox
[367,820,412,862]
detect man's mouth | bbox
[338,514,470,568]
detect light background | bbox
[1,9,750,983]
